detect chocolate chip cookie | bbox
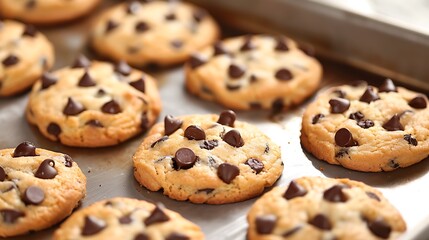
[0,0,101,24]
[26,57,162,147]
[133,110,283,204]
[0,20,54,97]
[247,176,406,240]
[53,197,204,240]
[0,142,86,237]
[301,79,429,172]
[91,0,219,67]
[185,35,322,111]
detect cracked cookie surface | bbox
[133,111,283,204]
[247,176,406,240]
[0,142,86,237]
[185,35,322,111]
[301,79,429,172]
[26,58,162,147]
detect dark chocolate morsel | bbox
[0,167,5,182]
[166,233,190,240]
[64,155,73,167]
[184,125,206,140]
[404,134,418,146]
[63,97,85,116]
[140,112,149,131]
[335,148,349,158]
[119,214,132,224]
[245,158,264,174]
[164,115,183,135]
[78,71,96,87]
[329,98,350,113]
[217,163,240,184]
[171,40,183,49]
[368,219,391,239]
[2,54,19,67]
[13,142,37,157]
[41,72,57,89]
[309,214,332,230]
[23,186,45,205]
[333,89,346,98]
[217,110,236,127]
[86,120,103,128]
[174,148,197,170]
[193,9,207,23]
[47,123,61,138]
[144,204,170,226]
[101,100,122,114]
[165,12,176,21]
[282,226,302,237]
[360,86,380,103]
[114,61,131,76]
[228,64,245,79]
[379,79,397,93]
[82,216,107,236]
[22,24,38,37]
[283,180,307,200]
[357,119,374,129]
[323,185,348,202]
[130,77,145,93]
[188,54,206,69]
[275,38,289,51]
[0,209,25,224]
[240,36,255,51]
[222,130,244,148]
[366,192,381,202]
[197,188,214,194]
[271,98,284,114]
[255,215,277,234]
[200,140,219,150]
[134,233,149,240]
[388,160,400,169]
[105,20,119,33]
[226,84,241,91]
[213,42,228,56]
[151,136,168,148]
[135,21,150,32]
[35,159,57,179]
[409,96,427,109]
[349,111,364,120]
[335,128,358,147]
[275,68,293,81]
[312,114,324,124]
[382,114,404,131]
[72,54,91,69]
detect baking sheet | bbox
[1,1,429,239]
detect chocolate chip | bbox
[105,20,119,33]
[0,209,25,224]
[283,180,307,200]
[166,233,189,240]
[188,54,206,69]
[96,89,106,97]
[63,97,85,116]
[379,79,397,93]
[223,130,244,148]
[0,167,5,181]
[323,185,348,202]
[199,140,218,150]
[165,12,176,21]
[264,144,270,154]
[197,188,214,194]
[360,86,380,103]
[255,215,277,234]
[282,226,302,237]
[228,64,245,79]
[217,110,236,127]
[135,21,149,33]
[101,100,122,114]
[35,159,57,179]
[388,159,399,169]
[333,89,346,98]
[2,54,19,67]
[47,123,61,138]
[245,158,264,174]
[144,204,170,226]
[41,72,57,89]
[184,125,206,140]
[366,192,381,201]
[368,219,391,239]
[329,98,350,113]
[312,114,324,124]
[171,40,183,49]
[126,1,140,14]
[275,68,293,81]
[250,74,258,83]
[357,119,374,129]
[382,114,403,131]
[225,84,240,91]
[140,112,149,131]
[335,128,358,147]
[309,214,332,230]
[335,148,348,158]
[213,42,228,56]
[127,78,145,93]
[134,233,149,240]
[78,71,96,87]
[250,102,262,109]
[64,155,73,167]
[72,54,91,69]
[349,111,364,120]
[240,36,255,51]
[174,148,197,170]
[193,9,207,23]
[164,115,183,135]
[217,163,240,184]
[23,186,45,205]
[82,216,106,236]
[409,95,427,109]
[275,38,289,51]
[13,142,37,157]
[119,214,132,224]
[114,61,131,76]
[22,24,37,37]
[271,98,284,114]
[404,134,418,146]
[151,136,168,148]
[86,120,103,128]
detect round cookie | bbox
[301,79,429,172]
[0,0,101,25]
[0,20,54,97]
[91,0,219,67]
[133,110,283,204]
[0,142,86,237]
[26,57,162,147]
[247,176,406,240]
[53,197,204,240]
[185,35,322,111]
